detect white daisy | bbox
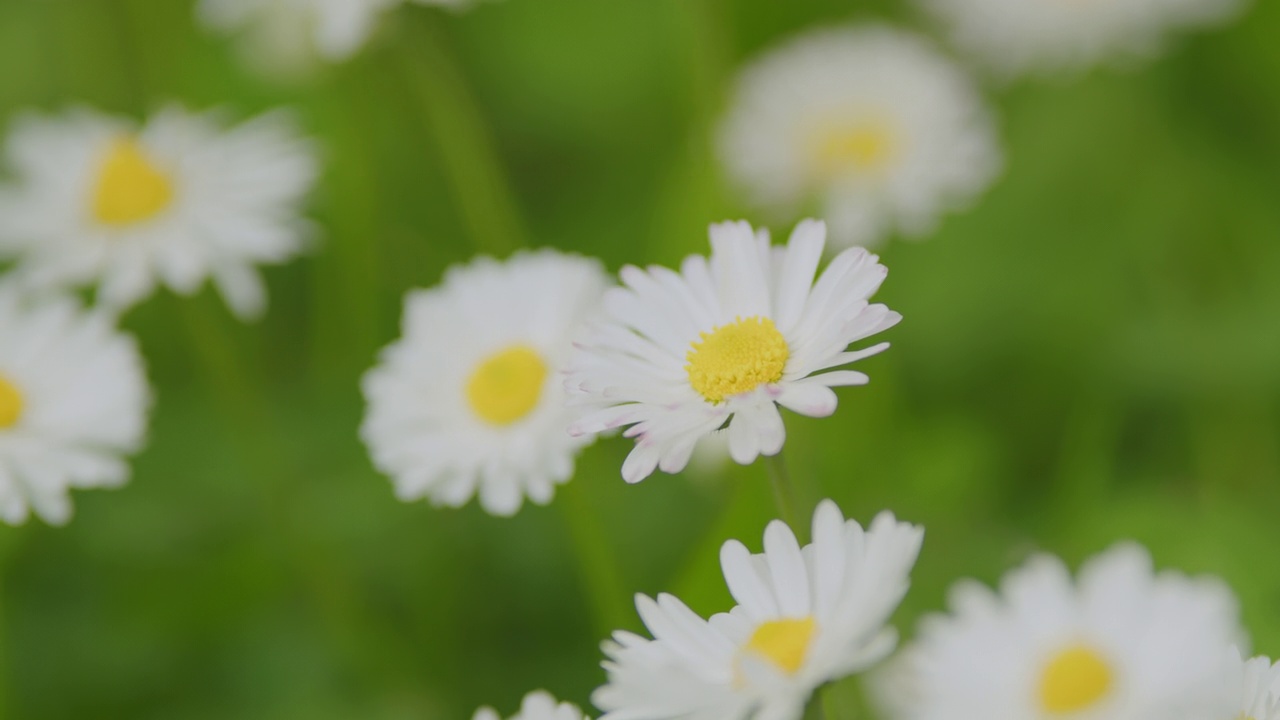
[0,285,150,526]
[198,0,485,70]
[360,250,608,517]
[594,501,924,720]
[197,0,400,67]
[474,691,590,720]
[717,26,1001,250]
[0,106,318,320]
[881,543,1244,720]
[916,0,1249,79]
[1222,648,1280,720]
[564,219,899,484]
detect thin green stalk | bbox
[765,452,799,530]
[558,479,634,639]
[396,10,524,256]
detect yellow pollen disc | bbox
[0,374,24,430]
[685,316,788,404]
[1039,645,1114,714]
[92,136,175,227]
[743,617,817,675]
[465,345,549,426]
[809,121,898,179]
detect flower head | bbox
[360,250,608,516]
[594,501,923,720]
[718,26,1001,249]
[0,106,318,320]
[879,543,1245,720]
[916,0,1249,78]
[0,285,150,525]
[474,691,589,720]
[565,219,899,483]
[1222,648,1280,720]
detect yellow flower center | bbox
[685,317,789,404]
[743,617,817,675]
[808,120,898,179]
[92,136,175,227]
[465,345,549,426]
[1039,645,1114,714]
[0,374,24,429]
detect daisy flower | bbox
[718,26,1001,250]
[916,0,1249,79]
[0,106,318,320]
[198,0,486,70]
[593,501,924,720]
[360,250,608,517]
[564,219,900,484]
[880,543,1244,720]
[474,691,589,720]
[0,285,150,526]
[197,0,401,67]
[1222,648,1280,720]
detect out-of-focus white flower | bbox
[916,0,1249,79]
[1222,648,1280,720]
[473,691,589,720]
[718,26,1001,250]
[0,106,318,320]
[360,250,608,517]
[0,285,150,526]
[198,0,485,71]
[594,501,924,720]
[877,543,1245,720]
[565,219,899,484]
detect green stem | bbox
[558,479,633,638]
[765,452,799,530]
[396,10,524,257]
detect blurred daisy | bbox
[474,691,589,720]
[594,501,924,720]
[0,285,150,526]
[917,0,1248,78]
[0,106,317,320]
[360,250,607,517]
[1222,648,1280,720]
[718,27,1000,250]
[565,219,899,483]
[198,0,484,70]
[881,543,1244,720]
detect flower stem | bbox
[765,452,799,531]
[558,479,634,639]
[395,10,524,257]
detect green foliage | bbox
[1,0,1278,717]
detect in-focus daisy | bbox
[0,285,150,526]
[0,106,317,320]
[360,250,608,516]
[594,501,924,720]
[718,27,1000,250]
[879,543,1244,720]
[198,0,485,70]
[916,0,1249,79]
[474,691,589,720]
[1222,648,1280,720]
[565,219,899,483]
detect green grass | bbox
[1,0,1279,717]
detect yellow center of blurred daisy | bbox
[743,617,817,675]
[810,121,897,178]
[1039,645,1114,713]
[685,317,788,404]
[92,136,175,226]
[0,374,24,429]
[465,345,548,426]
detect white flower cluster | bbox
[0,104,318,525]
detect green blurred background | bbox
[1,0,1279,717]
